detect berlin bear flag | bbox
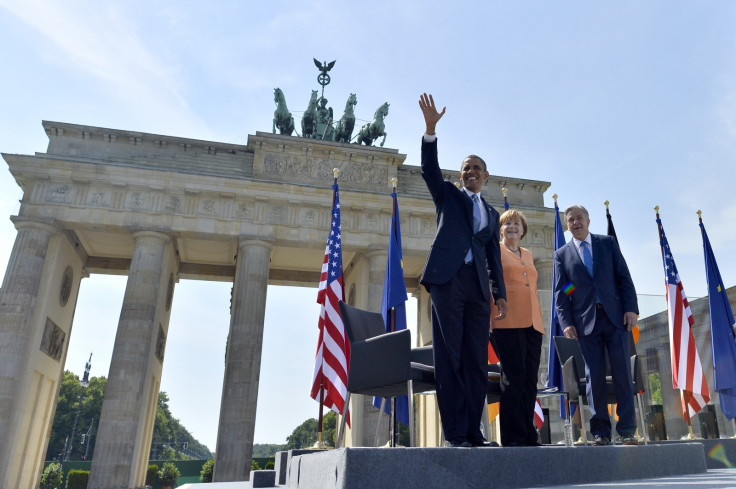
[699,216,736,419]
[310,178,350,424]
[656,213,710,420]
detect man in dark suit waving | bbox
[553,205,639,445]
[419,93,507,447]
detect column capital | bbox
[10,216,58,235]
[237,238,275,251]
[131,229,171,243]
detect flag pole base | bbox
[680,425,699,440]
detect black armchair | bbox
[554,336,648,445]
[336,301,435,447]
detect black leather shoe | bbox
[469,439,499,447]
[448,438,472,448]
[593,435,611,446]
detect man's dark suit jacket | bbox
[553,234,638,336]
[419,138,506,303]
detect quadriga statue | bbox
[273,88,295,136]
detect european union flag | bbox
[700,219,736,419]
[546,201,571,417]
[374,188,410,426]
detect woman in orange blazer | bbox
[490,209,545,446]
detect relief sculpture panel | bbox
[263,152,386,186]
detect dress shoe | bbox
[448,438,472,448]
[469,439,499,447]
[593,435,611,446]
[621,436,639,446]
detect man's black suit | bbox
[420,137,506,444]
[553,233,639,439]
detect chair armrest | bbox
[631,354,645,394]
[410,346,434,366]
[561,356,581,399]
[349,329,411,392]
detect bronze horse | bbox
[301,90,319,139]
[272,88,295,136]
[334,93,357,143]
[355,102,389,146]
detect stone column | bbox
[214,239,272,482]
[0,217,57,482]
[89,231,172,489]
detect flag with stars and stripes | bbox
[657,217,710,420]
[310,182,350,424]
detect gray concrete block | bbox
[286,443,708,489]
[250,469,276,488]
[273,451,288,485]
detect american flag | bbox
[657,218,710,420]
[310,182,350,424]
[534,399,544,429]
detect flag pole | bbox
[314,168,340,450]
[656,206,697,440]
[699,210,736,438]
[389,177,398,447]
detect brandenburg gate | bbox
[0,120,554,488]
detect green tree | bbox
[66,469,89,489]
[285,411,341,450]
[252,443,286,457]
[285,417,318,449]
[158,461,180,487]
[146,464,159,486]
[40,462,63,489]
[46,372,212,462]
[322,411,337,447]
[649,373,663,405]
[45,371,106,462]
[150,392,212,460]
[200,459,214,482]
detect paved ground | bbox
[180,469,736,489]
[539,468,736,489]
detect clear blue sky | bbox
[1,1,735,450]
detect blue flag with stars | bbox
[546,201,571,417]
[700,220,736,419]
[373,188,410,426]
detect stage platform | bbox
[177,439,736,489]
[281,442,706,489]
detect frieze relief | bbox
[233,201,251,219]
[198,198,219,217]
[164,195,181,213]
[263,152,386,185]
[266,205,286,224]
[46,184,73,204]
[87,189,111,207]
[125,190,150,211]
[40,318,65,361]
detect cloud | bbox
[0,0,211,138]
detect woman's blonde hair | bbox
[499,209,528,239]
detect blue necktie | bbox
[464,194,481,262]
[472,194,481,233]
[581,240,593,276]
